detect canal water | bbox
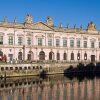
[0,74,100,100]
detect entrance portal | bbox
[91,55,95,62]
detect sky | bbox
[0,0,100,29]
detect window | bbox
[77,39,80,48]
[18,37,23,45]
[71,52,74,60]
[57,52,60,60]
[91,41,95,48]
[39,51,45,60]
[38,38,42,46]
[77,52,80,60]
[70,39,74,47]
[84,52,87,60]
[0,36,3,45]
[63,39,67,47]
[99,42,100,48]
[8,36,13,45]
[48,38,52,46]
[18,52,22,60]
[63,53,67,60]
[84,41,87,48]
[56,39,60,47]
[27,37,31,45]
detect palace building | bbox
[0,14,100,62]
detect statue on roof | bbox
[13,18,17,24]
[59,23,62,28]
[25,14,33,24]
[74,24,77,29]
[3,17,8,24]
[67,24,70,29]
[87,21,96,31]
[80,24,82,30]
[46,16,54,27]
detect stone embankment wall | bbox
[0,62,88,77]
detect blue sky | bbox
[0,0,100,29]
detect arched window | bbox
[18,52,22,60]
[63,53,67,60]
[84,52,87,60]
[49,51,54,60]
[27,51,34,60]
[57,52,60,60]
[39,51,45,60]
[77,52,80,60]
[71,52,74,60]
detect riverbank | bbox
[0,62,99,77]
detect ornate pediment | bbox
[32,22,55,31]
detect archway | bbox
[63,53,67,60]
[57,52,60,60]
[91,55,95,62]
[71,52,74,60]
[49,51,54,60]
[77,52,80,60]
[27,51,34,61]
[84,52,87,60]
[39,51,45,60]
[18,51,22,60]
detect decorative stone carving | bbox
[2,17,8,25]
[87,21,96,31]
[74,24,77,29]
[47,34,53,37]
[80,25,82,30]
[13,18,17,24]
[83,37,88,40]
[25,14,33,24]
[46,16,54,27]
[59,23,63,28]
[66,24,70,32]
[74,24,77,32]
[67,24,70,29]
[33,22,53,30]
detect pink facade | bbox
[0,15,100,62]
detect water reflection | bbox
[0,75,100,100]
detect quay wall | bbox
[0,62,94,77]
